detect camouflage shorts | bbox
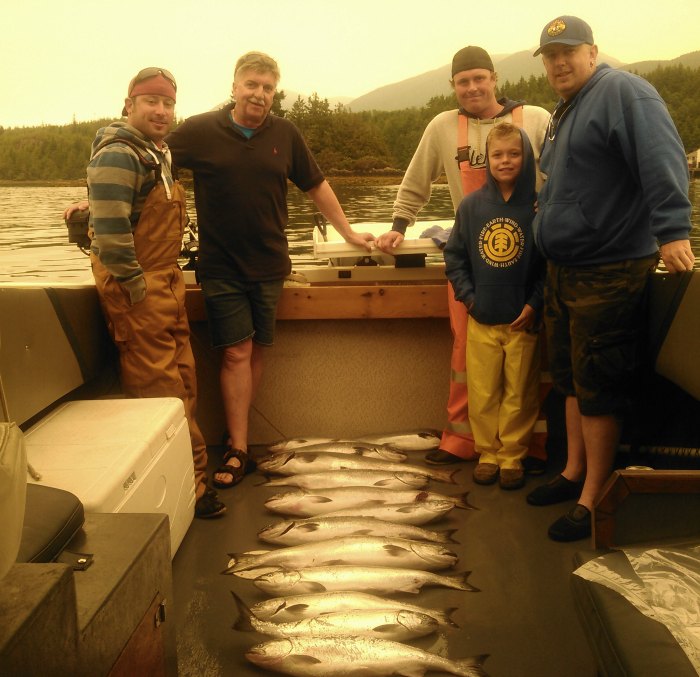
[545,256,658,416]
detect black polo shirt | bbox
[168,104,324,281]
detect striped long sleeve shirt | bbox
[87,121,173,301]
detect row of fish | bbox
[225,430,490,676]
[258,450,460,483]
[268,430,443,453]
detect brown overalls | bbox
[91,178,209,499]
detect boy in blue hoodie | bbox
[444,123,545,490]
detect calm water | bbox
[0,181,699,283]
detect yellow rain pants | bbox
[466,318,541,468]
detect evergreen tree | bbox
[1,65,698,181]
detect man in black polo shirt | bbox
[168,51,374,489]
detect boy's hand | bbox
[510,304,536,331]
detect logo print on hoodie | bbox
[479,218,524,268]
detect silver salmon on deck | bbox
[265,443,407,462]
[264,488,474,517]
[248,591,458,627]
[257,516,459,546]
[251,565,478,596]
[261,470,428,491]
[320,500,456,525]
[257,451,459,484]
[225,536,459,574]
[232,592,440,641]
[245,636,489,676]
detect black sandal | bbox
[194,488,226,519]
[212,448,256,489]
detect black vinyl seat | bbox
[16,484,84,563]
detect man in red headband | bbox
[72,68,226,519]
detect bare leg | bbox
[214,339,265,484]
[561,396,587,482]
[578,413,620,511]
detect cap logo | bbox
[547,19,566,37]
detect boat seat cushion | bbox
[16,484,84,563]
[571,548,697,677]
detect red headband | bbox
[128,73,176,101]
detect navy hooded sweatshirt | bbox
[444,127,545,326]
[534,64,691,266]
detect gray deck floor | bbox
[172,445,597,677]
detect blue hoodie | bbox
[444,127,545,325]
[534,64,691,266]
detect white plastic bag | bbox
[0,422,27,579]
[575,543,700,670]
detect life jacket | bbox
[456,105,523,194]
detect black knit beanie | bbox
[451,46,494,76]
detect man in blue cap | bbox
[526,16,695,540]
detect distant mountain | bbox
[621,50,700,74]
[345,64,453,113]
[346,50,698,112]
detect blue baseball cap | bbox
[533,16,594,56]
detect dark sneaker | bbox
[473,462,499,485]
[548,504,591,542]
[526,474,583,506]
[195,488,226,519]
[522,456,547,475]
[425,449,468,465]
[499,468,525,490]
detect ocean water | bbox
[0,180,698,283]
[0,183,454,283]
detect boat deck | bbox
[172,443,597,677]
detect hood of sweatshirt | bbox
[483,125,537,207]
[90,121,162,159]
[459,96,525,120]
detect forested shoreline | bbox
[2,65,699,182]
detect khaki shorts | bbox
[544,256,658,416]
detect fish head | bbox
[255,568,302,588]
[245,639,295,668]
[255,569,328,594]
[257,452,295,472]
[397,610,440,634]
[409,541,458,566]
[258,520,295,540]
[246,638,325,672]
[395,472,427,488]
[424,499,455,514]
[371,447,408,462]
[264,489,306,508]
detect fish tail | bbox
[444,607,460,628]
[222,553,257,574]
[447,468,462,484]
[230,591,256,632]
[455,492,478,510]
[446,571,480,592]
[430,467,461,484]
[438,529,460,544]
[453,653,490,676]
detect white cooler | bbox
[25,397,195,557]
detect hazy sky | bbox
[3,0,699,128]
